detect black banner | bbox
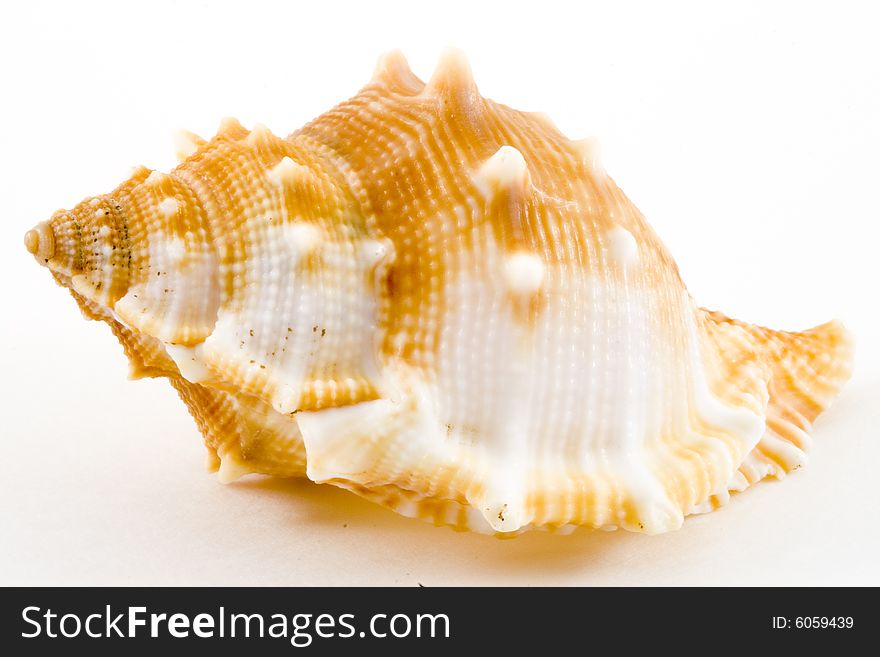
[0,587,868,653]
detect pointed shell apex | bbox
[23,229,39,255]
[24,221,54,261]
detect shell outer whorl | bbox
[24,50,854,537]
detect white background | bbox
[1,0,877,585]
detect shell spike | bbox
[217,116,246,138]
[266,155,319,189]
[372,50,424,94]
[479,145,531,194]
[144,169,169,186]
[173,129,206,162]
[478,145,533,251]
[424,48,481,115]
[217,450,252,484]
[246,122,274,146]
[571,136,604,177]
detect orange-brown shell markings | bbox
[298,51,682,368]
[168,119,385,413]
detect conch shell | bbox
[25,50,853,535]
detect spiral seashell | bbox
[25,49,853,535]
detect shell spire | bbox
[24,221,54,263]
[24,50,853,538]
